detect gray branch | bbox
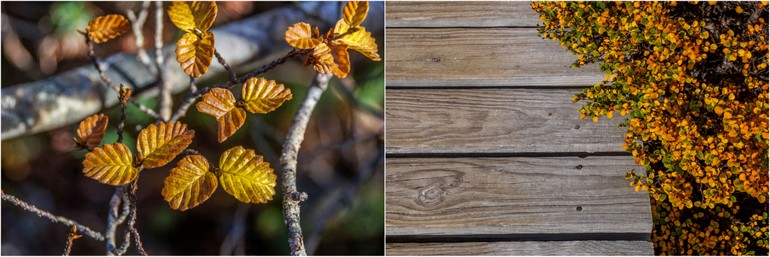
[280,73,332,256]
[1,190,105,241]
[1,2,383,140]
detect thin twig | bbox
[127,181,148,255]
[105,187,124,255]
[63,226,82,255]
[86,39,120,93]
[219,203,249,255]
[170,50,303,121]
[155,1,171,121]
[169,77,197,122]
[129,99,163,120]
[280,73,332,256]
[1,190,104,241]
[215,49,238,84]
[126,1,152,71]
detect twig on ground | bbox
[63,226,83,256]
[280,73,332,256]
[0,190,104,241]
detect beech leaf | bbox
[329,44,351,78]
[241,77,293,114]
[82,143,137,186]
[217,146,276,204]
[137,121,195,169]
[86,14,130,43]
[196,88,246,142]
[75,113,109,150]
[162,155,218,211]
[167,1,217,33]
[309,42,335,75]
[285,22,320,49]
[343,1,369,28]
[335,26,381,61]
[176,31,215,78]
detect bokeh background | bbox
[1,1,384,255]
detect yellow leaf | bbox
[334,26,381,61]
[162,155,217,211]
[241,77,293,114]
[75,113,109,150]
[343,1,369,28]
[167,1,217,33]
[195,88,246,142]
[330,43,351,78]
[137,121,195,169]
[82,143,137,186]
[333,19,351,37]
[218,146,276,204]
[176,31,215,78]
[284,22,320,49]
[308,42,336,75]
[86,14,130,43]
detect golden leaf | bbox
[217,146,276,204]
[176,31,215,78]
[241,77,293,114]
[329,43,351,78]
[343,1,369,28]
[167,1,218,33]
[195,88,246,142]
[284,22,320,49]
[309,42,335,75]
[162,155,218,211]
[86,14,130,43]
[74,113,109,150]
[137,121,195,169]
[335,26,381,61]
[82,143,137,186]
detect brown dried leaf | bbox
[82,143,137,186]
[176,31,215,78]
[86,14,130,43]
[75,113,108,150]
[195,88,246,142]
[308,42,335,75]
[137,121,195,169]
[329,43,351,78]
[218,146,276,204]
[162,155,217,211]
[168,1,218,33]
[241,77,292,114]
[343,1,369,28]
[284,22,320,49]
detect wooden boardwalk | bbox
[384,2,654,255]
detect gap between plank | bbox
[386,232,651,243]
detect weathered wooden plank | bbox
[385,28,605,87]
[386,1,540,28]
[386,241,654,256]
[386,156,651,237]
[386,88,627,155]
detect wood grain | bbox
[386,1,541,28]
[386,156,651,237]
[386,88,627,155]
[385,28,604,87]
[386,241,654,255]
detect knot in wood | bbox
[289,192,308,202]
[417,185,446,207]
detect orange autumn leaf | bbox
[285,22,321,49]
[176,31,215,78]
[74,113,109,150]
[86,14,130,43]
[334,25,381,61]
[195,88,246,142]
[308,42,335,75]
[343,1,369,28]
[136,121,195,169]
[241,77,293,114]
[162,154,217,211]
[82,143,137,186]
[329,43,351,78]
[167,1,217,33]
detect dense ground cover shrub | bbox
[533,1,768,255]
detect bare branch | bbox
[215,49,238,84]
[155,1,172,121]
[127,181,148,255]
[219,203,249,255]
[1,190,105,241]
[280,73,332,256]
[126,1,153,70]
[105,187,124,255]
[63,226,82,256]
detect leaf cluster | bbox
[533,1,768,255]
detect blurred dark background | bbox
[1,1,384,255]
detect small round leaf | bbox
[75,113,109,150]
[137,121,195,169]
[176,31,215,78]
[162,155,218,211]
[343,1,369,28]
[241,77,293,114]
[334,26,381,61]
[218,146,276,204]
[168,1,217,33]
[195,88,245,143]
[285,22,320,49]
[86,14,130,43]
[82,143,137,186]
